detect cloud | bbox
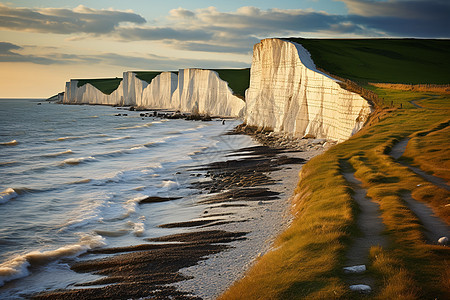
[120,1,448,54]
[0,4,145,34]
[341,0,449,19]
[341,0,450,36]
[117,27,213,41]
[0,1,448,59]
[0,41,248,69]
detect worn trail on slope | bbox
[389,138,450,243]
[341,161,387,289]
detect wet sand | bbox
[32,128,327,300]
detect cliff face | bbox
[63,70,245,117]
[174,69,245,117]
[63,80,124,106]
[245,38,372,142]
[123,72,178,109]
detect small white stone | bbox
[349,284,372,294]
[343,265,366,274]
[438,236,448,245]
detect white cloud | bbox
[0,4,146,34]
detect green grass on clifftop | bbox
[133,71,174,84]
[212,68,250,98]
[287,38,450,85]
[76,78,122,95]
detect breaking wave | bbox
[114,122,154,130]
[0,140,18,146]
[60,156,96,166]
[0,188,17,204]
[0,233,105,287]
[43,149,73,157]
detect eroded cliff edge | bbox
[244,38,372,142]
[63,69,246,118]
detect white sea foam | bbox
[160,180,179,190]
[132,222,145,236]
[0,140,18,146]
[44,149,73,157]
[60,156,96,166]
[0,188,17,204]
[114,122,153,130]
[54,136,83,141]
[0,233,105,287]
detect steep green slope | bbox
[76,78,122,95]
[288,38,450,84]
[212,68,250,98]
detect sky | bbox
[0,0,449,98]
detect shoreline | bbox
[175,144,324,299]
[30,127,328,299]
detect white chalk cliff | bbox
[174,69,245,117]
[62,38,372,141]
[245,38,372,142]
[123,71,178,109]
[63,70,245,118]
[63,80,124,106]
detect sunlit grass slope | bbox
[288,38,450,84]
[76,78,123,95]
[221,89,450,300]
[221,38,450,299]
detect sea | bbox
[0,99,254,298]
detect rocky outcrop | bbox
[63,80,124,105]
[245,38,372,142]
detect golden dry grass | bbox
[220,89,450,299]
[369,83,450,94]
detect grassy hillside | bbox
[76,78,122,95]
[288,38,450,85]
[212,68,250,98]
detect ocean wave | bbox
[106,136,131,142]
[68,179,92,185]
[126,220,145,237]
[51,134,107,142]
[114,122,153,130]
[0,233,105,287]
[53,136,84,142]
[0,140,18,146]
[94,229,129,237]
[160,180,179,190]
[43,149,73,157]
[0,161,18,167]
[0,188,17,204]
[60,156,96,166]
[93,144,150,159]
